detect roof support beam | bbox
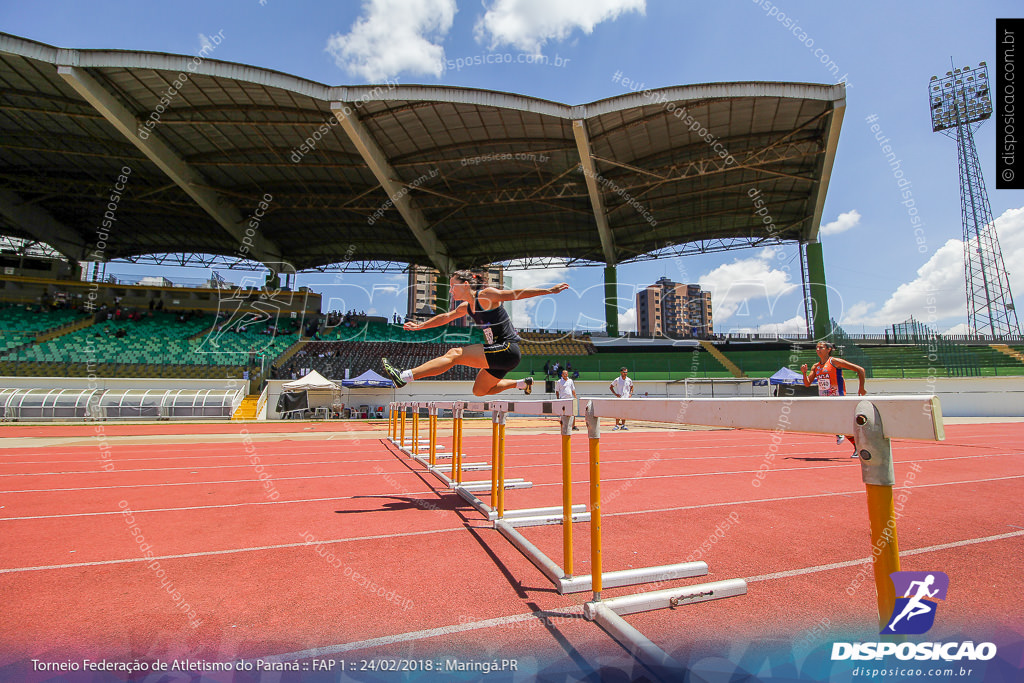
[572,120,617,265]
[330,102,454,275]
[55,66,285,270]
[0,188,90,261]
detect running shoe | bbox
[835,434,845,445]
[523,376,533,394]
[621,426,629,431]
[851,450,861,458]
[612,425,620,431]
[381,358,406,388]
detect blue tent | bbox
[341,369,395,388]
[769,367,803,385]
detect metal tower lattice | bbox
[929,62,1020,337]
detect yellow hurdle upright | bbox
[496,412,507,518]
[412,407,419,456]
[400,406,406,446]
[428,407,437,465]
[455,408,464,485]
[854,400,902,633]
[490,416,499,503]
[561,415,574,577]
[450,406,461,481]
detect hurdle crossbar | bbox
[584,395,943,441]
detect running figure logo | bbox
[882,571,949,635]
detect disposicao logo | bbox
[882,571,949,635]
[831,570,998,662]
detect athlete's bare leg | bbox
[409,345,488,379]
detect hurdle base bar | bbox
[502,504,587,520]
[495,520,708,595]
[584,578,748,619]
[505,511,592,528]
[586,603,682,678]
[456,485,494,518]
[459,479,531,493]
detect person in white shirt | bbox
[555,368,579,431]
[608,367,633,430]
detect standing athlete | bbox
[801,341,866,457]
[381,270,568,397]
[609,366,633,431]
[555,368,580,431]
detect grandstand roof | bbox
[0,33,845,274]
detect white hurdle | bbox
[578,394,945,675]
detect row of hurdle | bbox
[386,395,945,674]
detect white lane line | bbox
[0,527,462,574]
[601,474,1024,517]
[0,468,437,494]
[743,530,1024,583]
[0,489,445,521]
[252,606,587,663]
[6,448,1016,494]
[0,458,405,478]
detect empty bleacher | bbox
[279,340,477,382]
[518,331,596,356]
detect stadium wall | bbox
[263,376,1024,419]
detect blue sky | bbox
[3,0,1023,334]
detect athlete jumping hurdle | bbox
[381,269,568,396]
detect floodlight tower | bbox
[929,62,1020,337]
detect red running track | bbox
[0,420,1022,680]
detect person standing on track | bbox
[381,269,568,397]
[609,366,633,431]
[801,341,867,457]
[556,368,579,431]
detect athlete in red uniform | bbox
[382,269,568,397]
[801,341,867,457]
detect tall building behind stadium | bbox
[406,265,506,326]
[636,277,713,338]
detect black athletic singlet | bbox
[468,291,521,346]
[468,290,522,379]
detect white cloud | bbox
[510,297,537,329]
[821,209,861,236]
[942,322,971,336]
[474,0,645,54]
[840,206,1024,329]
[730,315,807,335]
[618,306,637,332]
[327,0,456,80]
[198,33,214,52]
[506,261,574,329]
[698,253,798,323]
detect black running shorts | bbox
[482,341,521,380]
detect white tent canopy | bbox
[281,370,338,391]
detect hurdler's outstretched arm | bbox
[403,302,469,331]
[488,283,569,303]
